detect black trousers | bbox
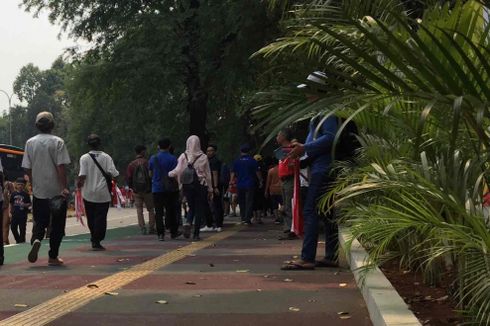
[206,192,224,228]
[183,185,208,237]
[0,202,3,259]
[11,214,28,243]
[238,188,255,223]
[153,192,180,236]
[31,197,67,259]
[84,200,110,244]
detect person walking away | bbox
[202,144,224,232]
[169,135,212,241]
[265,161,283,225]
[2,181,13,245]
[22,111,71,266]
[10,178,31,244]
[0,159,5,265]
[78,134,119,251]
[230,145,263,225]
[227,175,238,217]
[127,145,156,235]
[149,139,180,241]
[275,129,298,240]
[252,154,267,224]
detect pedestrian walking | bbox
[230,145,263,225]
[2,181,13,245]
[127,145,156,235]
[202,144,224,232]
[149,139,181,241]
[78,134,119,251]
[22,111,71,266]
[265,162,283,224]
[10,178,31,244]
[169,135,212,241]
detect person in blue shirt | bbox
[282,71,340,270]
[149,138,180,241]
[230,145,263,225]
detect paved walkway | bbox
[0,215,371,326]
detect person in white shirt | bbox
[77,134,119,251]
[22,111,71,266]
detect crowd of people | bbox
[0,71,346,272]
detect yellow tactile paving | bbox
[0,226,241,326]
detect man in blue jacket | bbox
[282,71,339,270]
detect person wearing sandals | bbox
[169,135,212,241]
[282,71,339,270]
[22,111,71,266]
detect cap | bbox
[35,111,54,124]
[15,177,26,184]
[254,154,263,161]
[240,144,251,153]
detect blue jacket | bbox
[304,116,338,175]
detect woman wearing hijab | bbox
[169,135,213,240]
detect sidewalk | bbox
[0,217,371,326]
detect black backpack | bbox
[181,153,202,186]
[133,163,151,193]
[335,117,361,162]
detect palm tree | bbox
[253,0,490,323]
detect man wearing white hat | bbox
[22,111,71,266]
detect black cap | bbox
[16,177,26,184]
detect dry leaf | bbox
[14,304,28,308]
[256,289,263,292]
[339,315,352,320]
[308,299,316,303]
[188,254,196,257]
[156,300,168,304]
[284,278,293,282]
[288,307,300,312]
[193,294,202,298]
[105,292,119,296]
[87,284,99,289]
[236,270,249,273]
[337,311,350,315]
[185,281,196,285]
[339,283,347,287]
[209,263,215,267]
[436,295,448,302]
[232,259,240,262]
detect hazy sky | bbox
[0,1,76,113]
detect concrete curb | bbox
[339,228,421,326]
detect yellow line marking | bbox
[0,226,241,326]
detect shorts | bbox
[270,194,283,210]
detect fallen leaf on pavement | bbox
[156,300,168,304]
[193,294,202,298]
[104,292,119,296]
[257,289,263,292]
[288,307,300,312]
[339,283,347,287]
[284,278,293,282]
[209,263,215,267]
[185,281,196,285]
[436,295,448,302]
[87,284,99,289]
[236,270,249,273]
[339,315,352,320]
[14,304,28,308]
[337,312,350,315]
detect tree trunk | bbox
[183,0,208,149]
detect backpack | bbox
[181,153,202,186]
[335,117,361,162]
[133,162,151,193]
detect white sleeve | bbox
[21,142,31,169]
[56,139,71,165]
[107,156,119,178]
[79,155,88,177]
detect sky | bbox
[0,1,77,113]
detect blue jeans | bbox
[301,173,338,263]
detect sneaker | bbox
[215,227,222,232]
[200,226,213,232]
[92,243,106,251]
[28,239,41,263]
[158,234,165,241]
[48,257,64,266]
[183,224,191,239]
[171,231,183,239]
[278,232,299,240]
[141,227,147,235]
